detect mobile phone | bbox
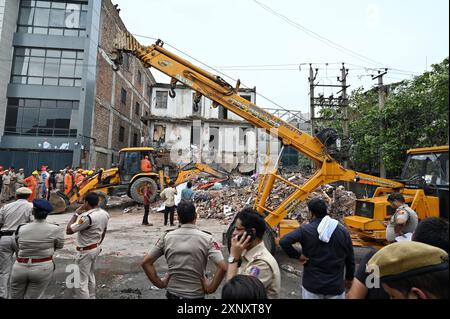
[237,229,256,242]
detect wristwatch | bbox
[228,256,240,264]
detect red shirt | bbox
[143,188,152,206]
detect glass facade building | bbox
[0,0,101,173]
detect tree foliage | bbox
[318,58,449,177]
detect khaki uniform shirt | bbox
[0,199,33,231]
[2,174,11,185]
[56,174,64,184]
[238,241,281,299]
[160,187,177,207]
[16,173,25,185]
[148,224,224,298]
[15,220,65,258]
[70,208,110,247]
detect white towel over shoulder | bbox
[317,216,339,243]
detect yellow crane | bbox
[110,32,447,252]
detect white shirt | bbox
[0,199,33,231]
[160,187,177,207]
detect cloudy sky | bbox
[113,0,449,114]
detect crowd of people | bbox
[0,165,95,203]
[0,184,448,299]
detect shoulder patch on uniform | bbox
[78,216,87,225]
[248,266,261,278]
[213,241,221,250]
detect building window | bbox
[137,70,142,85]
[219,106,228,120]
[147,85,152,101]
[241,95,252,102]
[192,93,202,115]
[5,98,79,137]
[119,126,125,142]
[133,133,139,147]
[17,1,88,37]
[135,102,140,116]
[11,47,83,87]
[153,125,166,144]
[123,53,130,71]
[155,91,168,109]
[120,88,127,106]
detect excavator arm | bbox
[111,32,404,229]
[173,163,228,186]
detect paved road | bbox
[40,207,369,299]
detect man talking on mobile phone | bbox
[226,208,281,299]
[66,192,110,299]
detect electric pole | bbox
[338,64,350,168]
[372,69,388,178]
[309,65,318,136]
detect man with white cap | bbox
[0,187,33,299]
[15,169,26,192]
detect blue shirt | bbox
[181,188,195,201]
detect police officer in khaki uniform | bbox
[142,201,227,299]
[227,208,281,299]
[10,199,64,299]
[0,187,33,299]
[386,193,419,242]
[66,192,110,299]
[15,169,26,192]
[1,170,11,203]
[55,170,65,192]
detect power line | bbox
[251,0,420,73]
[134,34,305,117]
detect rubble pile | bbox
[193,173,357,224]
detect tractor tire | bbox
[226,218,277,255]
[94,191,108,210]
[129,177,158,205]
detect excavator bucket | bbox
[49,191,69,214]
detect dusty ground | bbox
[12,206,368,299]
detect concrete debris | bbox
[280,264,303,277]
[193,172,357,224]
[107,196,136,210]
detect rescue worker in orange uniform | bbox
[141,155,153,173]
[64,170,74,196]
[22,171,39,202]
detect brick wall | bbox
[90,0,155,168]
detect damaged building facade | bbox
[147,84,258,174]
[146,84,311,174]
[0,0,154,173]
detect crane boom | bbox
[111,32,404,228]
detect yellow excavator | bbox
[51,147,228,213]
[110,32,448,252]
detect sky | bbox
[113,0,449,115]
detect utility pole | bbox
[338,63,350,168]
[309,65,318,136]
[372,69,388,178]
